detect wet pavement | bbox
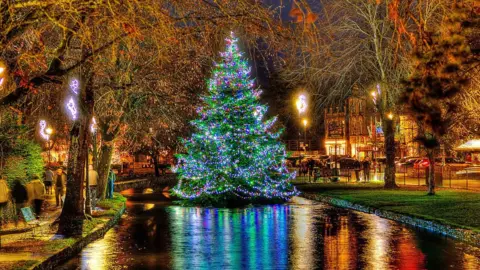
[60,194,480,270]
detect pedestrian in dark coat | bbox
[363,158,371,182]
[354,159,362,182]
[106,169,116,199]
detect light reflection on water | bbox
[61,197,480,270]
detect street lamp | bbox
[46,127,53,165]
[296,94,307,153]
[387,112,394,120]
[303,119,308,152]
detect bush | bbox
[2,139,44,187]
[12,139,44,180]
[3,156,28,187]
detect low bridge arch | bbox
[114,174,179,193]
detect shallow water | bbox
[60,195,480,269]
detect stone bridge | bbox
[114,174,179,193]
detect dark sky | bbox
[249,1,323,141]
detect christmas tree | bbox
[172,32,298,205]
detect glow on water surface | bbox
[60,196,480,270]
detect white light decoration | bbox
[69,79,80,95]
[90,117,97,133]
[66,79,79,120]
[296,94,307,114]
[39,120,49,140]
[66,97,77,120]
[0,67,5,87]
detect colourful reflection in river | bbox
[60,197,480,270]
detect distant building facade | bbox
[324,87,420,158]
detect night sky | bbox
[251,1,323,142]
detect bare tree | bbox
[281,0,447,188]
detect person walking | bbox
[354,158,362,182]
[11,178,28,226]
[44,167,54,195]
[88,164,99,205]
[106,168,116,199]
[0,175,9,226]
[55,167,66,208]
[26,176,45,217]
[363,157,371,182]
[307,159,315,181]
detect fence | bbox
[292,164,480,191]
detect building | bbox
[324,88,420,159]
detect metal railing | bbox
[291,164,480,191]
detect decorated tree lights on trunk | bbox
[172,32,298,205]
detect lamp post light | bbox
[303,119,308,152]
[296,94,307,152]
[45,127,53,165]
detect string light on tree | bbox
[66,98,78,120]
[90,117,97,133]
[0,66,5,87]
[65,79,79,120]
[39,120,50,140]
[172,32,298,204]
[69,79,80,95]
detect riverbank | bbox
[0,193,126,270]
[297,183,480,246]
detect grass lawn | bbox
[300,184,480,231]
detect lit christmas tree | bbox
[172,32,298,205]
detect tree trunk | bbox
[427,150,436,195]
[58,35,95,235]
[57,119,88,236]
[97,142,114,200]
[152,153,160,177]
[383,118,397,189]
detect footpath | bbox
[295,183,480,247]
[0,193,126,270]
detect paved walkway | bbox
[0,193,62,267]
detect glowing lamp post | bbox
[302,119,308,152]
[295,94,307,154]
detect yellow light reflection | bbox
[324,215,353,270]
[365,216,390,269]
[143,188,154,194]
[291,205,315,269]
[143,203,155,211]
[81,234,109,269]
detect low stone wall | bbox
[301,193,480,247]
[31,203,126,270]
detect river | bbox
[60,194,480,270]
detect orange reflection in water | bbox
[323,215,356,270]
[396,228,425,270]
